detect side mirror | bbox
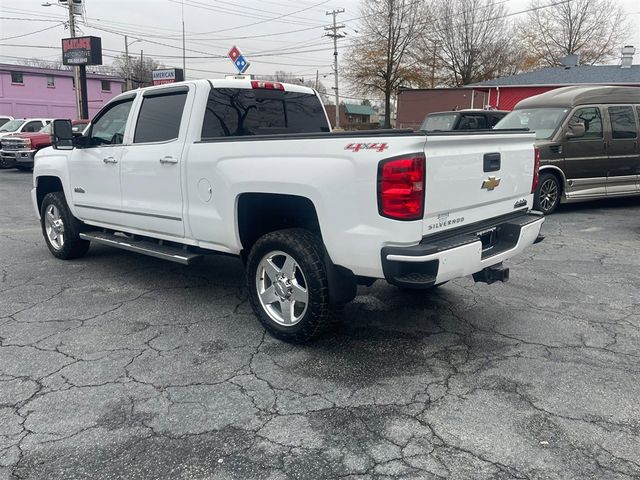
[566,122,586,139]
[51,119,74,150]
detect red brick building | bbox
[396,87,485,130]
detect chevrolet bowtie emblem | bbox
[482,176,501,191]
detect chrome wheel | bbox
[539,178,558,213]
[255,250,309,326]
[44,204,65,250]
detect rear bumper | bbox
[381,211,544,288]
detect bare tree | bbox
[518,0,629,67]
[344,0,425,128]
[427,0,516,86]
[256,70,330,103]
[112,54,162,89]
[19,57,66,70]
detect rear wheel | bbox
[534,172,561,215]
[40,191,90,259]
[246,228,331,343]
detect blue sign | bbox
[228,46,250,74]
[234,55,249,74]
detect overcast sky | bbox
[1,0,639,100]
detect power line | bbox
[0,0,576,79]
[168,0,326,28]
[0,16,65,23]
[0,22,66,41]
[167,0,332,36]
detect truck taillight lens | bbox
[251,80,284,91]
[378,154,425,221]
[532,146,540,193]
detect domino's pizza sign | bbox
[228,45,250,74]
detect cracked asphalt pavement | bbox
[1,169,639,480]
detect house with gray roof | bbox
[464,47,640,110]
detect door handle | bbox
[103,157,118,164]
[160,156,178,164]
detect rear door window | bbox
[134,90,188,143]
[202,88,329,138]
[608,106,637,139]
[458,115,487,130]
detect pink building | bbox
[0,63,125,120]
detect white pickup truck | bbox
[33,79,544,342]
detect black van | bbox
[421,109,508,132]
[495,86,640,214]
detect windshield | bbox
[40,124,53,134]
[421,113,459,131]
[0,119,26,132]
[495,108,569,139]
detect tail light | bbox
[531,146,540,193]
[378,154,425,220]
[251,80,284,91]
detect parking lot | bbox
[0,168,638,479]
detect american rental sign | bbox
[62,36,102,66]
[152,68,185,86]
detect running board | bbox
[79,231,203,265]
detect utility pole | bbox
[124,35,131,91]
[325,8,345,129]
[67,0,82,119]
[140,50,144,87]
[181,0,186,79]
[430,39,438,89]
[315,69,319,90]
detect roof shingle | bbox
[468,65,640,87]
[344,103,375,116]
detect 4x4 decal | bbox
[345,143,389,153]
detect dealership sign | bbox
[152,68,185,86]
[62,36,102,66]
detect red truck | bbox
[0,120,89,170]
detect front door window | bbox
[568,107,602,139]
[90,99,134,145]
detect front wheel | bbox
[40,191,90,259]
[0,156,15,169]
[246,228,331,343]
[534,172,561,215]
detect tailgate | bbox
[422,131,537,235]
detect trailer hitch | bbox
[473,263,510,285]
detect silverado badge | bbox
[481,176,501,191]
